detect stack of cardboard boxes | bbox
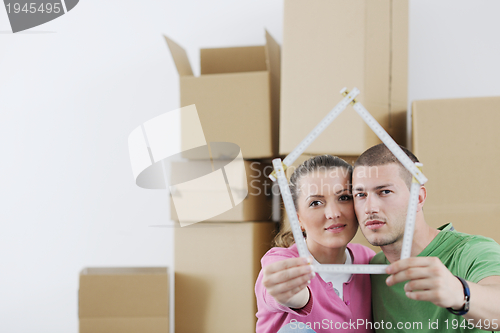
[164,31,281,332]
[79,1,416,332]
[165,1,409,331]
[78,2,500,332]
[279,0,408,253]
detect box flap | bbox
[164,36,193,77]
[200,45,267,75]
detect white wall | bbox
[408,0,500,148]
[1,1,500,332]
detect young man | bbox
[352,143,500,332]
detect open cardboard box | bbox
[164,30,280,160]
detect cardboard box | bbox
[412,96,500,243]
[79,267,169,333]
[280,0,408,156]
[175,222,277,333]
[170,159,274,222]
[164,30,280,160]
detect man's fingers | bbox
[404,289,434,301]
[386,267,433,286]
[403,278,437,292]
[386,257,443,286]
[387,257,441,275]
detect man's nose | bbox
[364,194,379,215]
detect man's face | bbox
[352,163,410,247]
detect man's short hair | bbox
[353,143,419,188]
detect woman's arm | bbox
[261,256,315,309]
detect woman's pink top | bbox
[255,243,375,333]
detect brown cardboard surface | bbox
[265,30,282,160]
[170,159,274,222]
[165,31,280,160]
[79,267,169,318]
[280,0,408,156]
[412,96,500,243]
[80,317,168,333]
[391,0,409,116]
[180,72,271,159]
[175,222,277,333]
[200,46,267,74]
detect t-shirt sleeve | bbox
[255,248,314,317]
[458,237,500,283]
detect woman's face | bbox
[296,168,358,252]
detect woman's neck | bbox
[306,240,347,264]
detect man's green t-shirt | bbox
[370,223,500,332]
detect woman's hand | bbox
[262,257,315,309]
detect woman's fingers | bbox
[263,257,310,275]
[263,258,313,286]
[263,257,315,303]
[269,268,314,296]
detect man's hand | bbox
[385,257,465,309]
[262,257,315,309]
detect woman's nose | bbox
[325,204,341,219]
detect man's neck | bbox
[382,219,440,263]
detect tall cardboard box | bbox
[170,159,274,222]
[280,0,408,156]
[175,222,277,333]
[79,267,169,333]
[165,31,280,160]
[412,96,500,243]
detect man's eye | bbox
[309,200,321,207]
[381,190,391,195]
[354,193,365,198]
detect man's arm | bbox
[466,276,500,325]
[386,257,500,329]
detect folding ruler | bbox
[270,87,428,274]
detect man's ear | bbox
[417,185,427,212]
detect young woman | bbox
[255,155,375,333]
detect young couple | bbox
[255,144,500,333]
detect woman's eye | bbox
[354,193,365,198]
[309,200,321,207]
[381,190,391,195]
[339,195,352,201]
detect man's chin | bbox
[366,235,400,247]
